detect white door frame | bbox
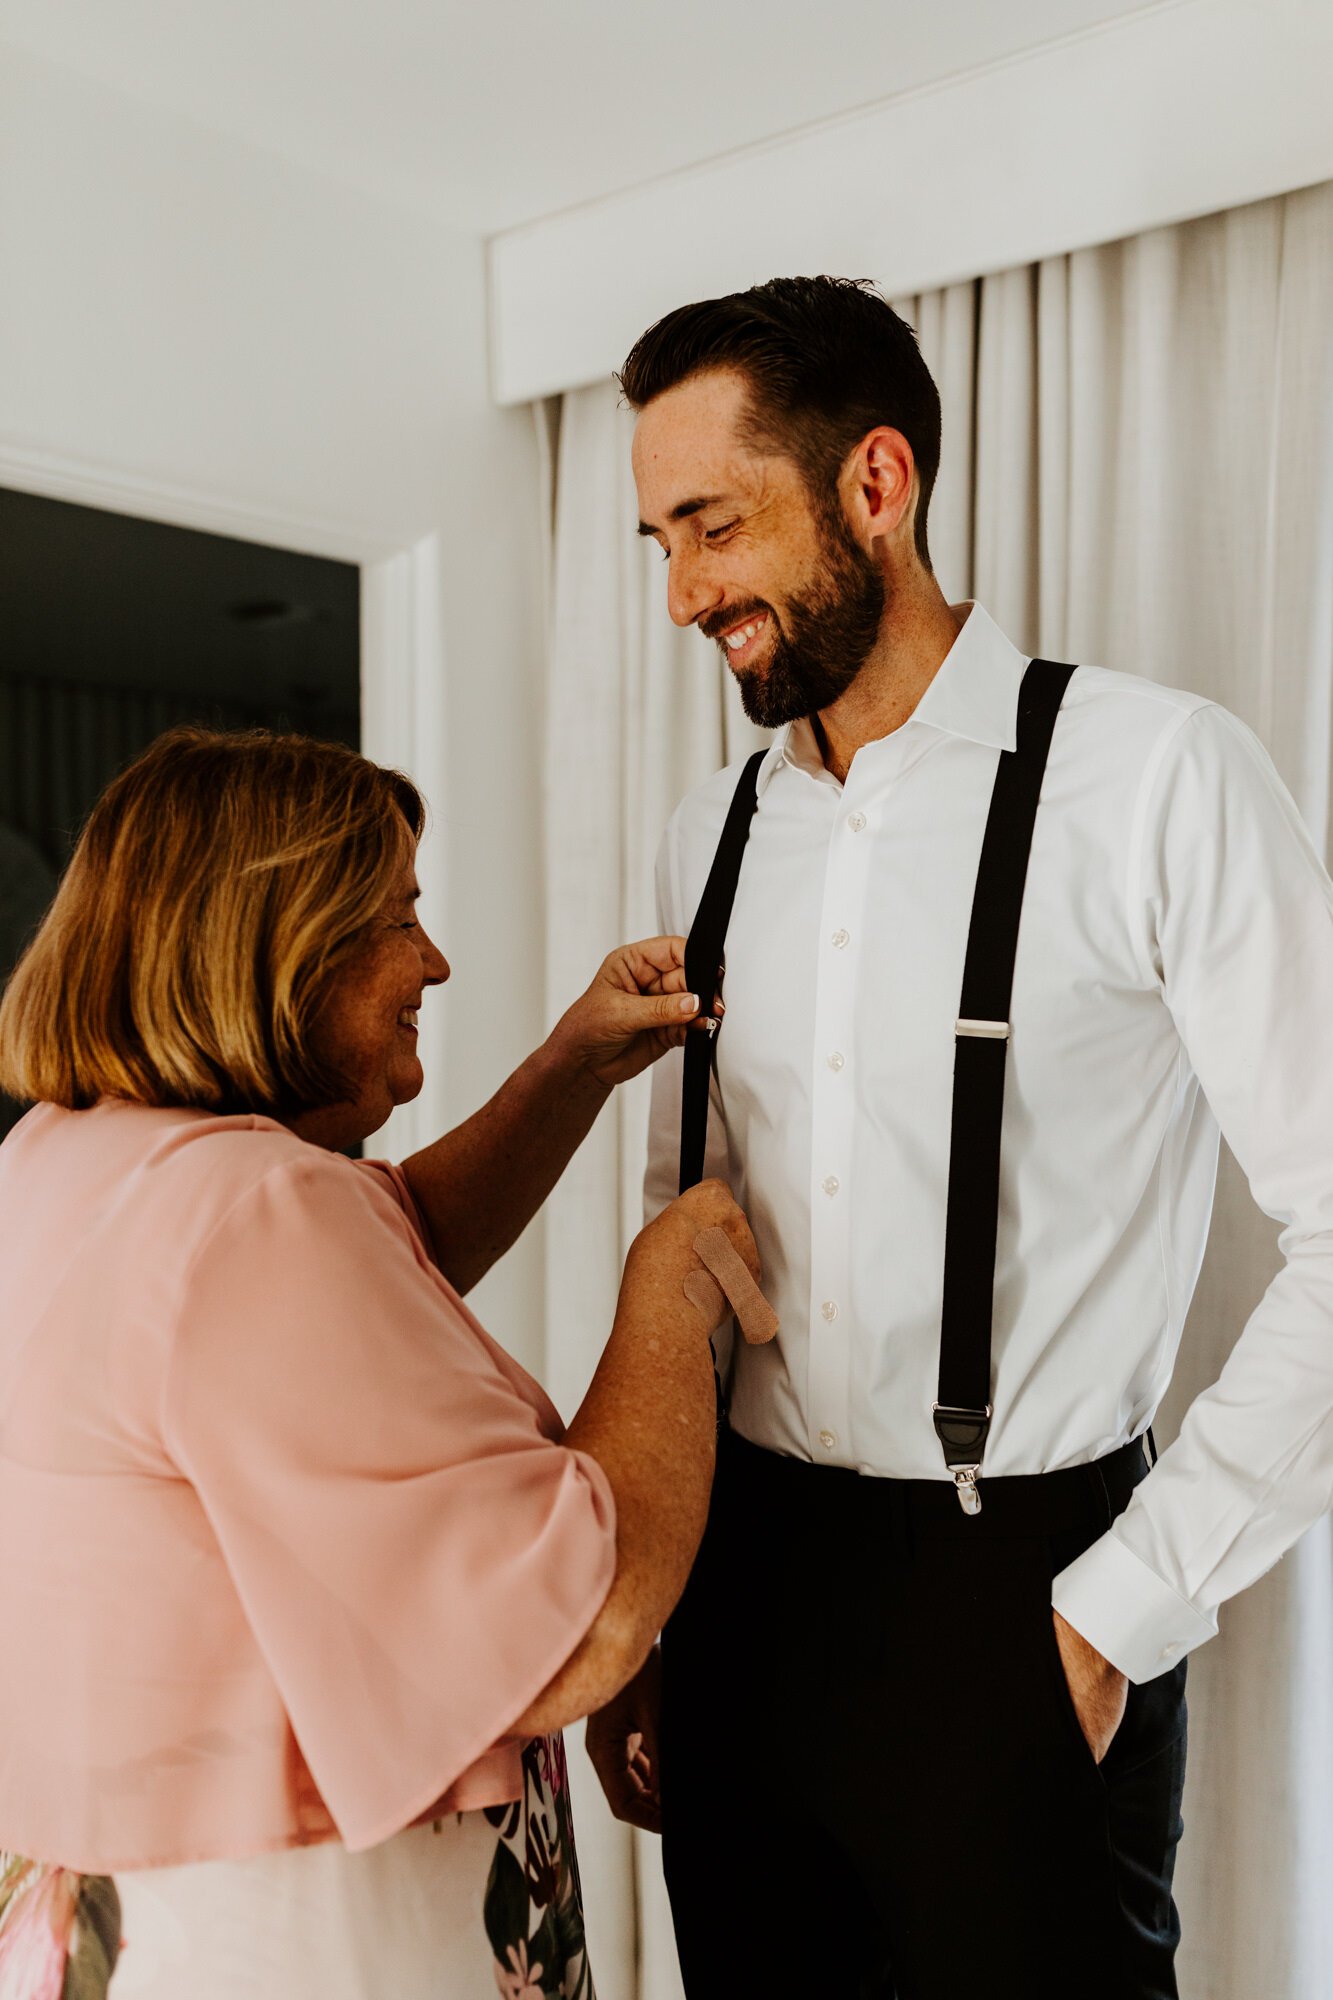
[0,438,446,1159]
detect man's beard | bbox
[706,507,886,729]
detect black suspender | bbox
[677,662,1076,1500]
[932,659,1076,1510]
[678,749,766,1195]
[677,748,765,1426]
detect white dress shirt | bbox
[645,603,1333,1684]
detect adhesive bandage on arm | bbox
[681,1225,779,1345]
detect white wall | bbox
[0,44,550,1365]
[490,0,1333,405]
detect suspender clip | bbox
[932,1402,992,1455]
[932,1402,992,1516]
[954,1018,1010,1040]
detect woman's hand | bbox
[626,1179,761,1335]
[549,935,721,1089]
[586,1647,664,1833]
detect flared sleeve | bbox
[162,1151,616,1851]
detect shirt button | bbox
[847,811,866,833]
[827,1051,845,1072]
[822,1175,840,1196]
[818,1429,837,1451]
[820,1300,839,1321]
[831,928,850,949]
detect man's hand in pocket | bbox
[1053,1610,1128,1763]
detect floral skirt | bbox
[0,1736,593,2000]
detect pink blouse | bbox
[0,1101,616,1872]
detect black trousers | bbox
[660,1428,1188,2000]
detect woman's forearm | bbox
[401,944,701,1293]
[401,1035,608,1295]
[504,1243,719,1737]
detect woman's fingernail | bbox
[679,994,699,1014]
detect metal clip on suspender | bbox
[934,660,1076,1513]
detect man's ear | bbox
[846,427,917,547]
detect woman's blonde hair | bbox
[0,726,425,1115]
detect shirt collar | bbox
[757,602,1029,796]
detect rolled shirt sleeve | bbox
[163,1152,616,1849]
[1053,704,1333,1681]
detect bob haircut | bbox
[0,726,425,1118]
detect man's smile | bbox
[714,609,771,668]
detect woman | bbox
[0,726,754,1999]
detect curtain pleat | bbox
[539,385,767,1999]
[0,668,294,873]
[543,179,1333,1997]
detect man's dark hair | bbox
[617,276,942,569]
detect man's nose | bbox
[666,547,724,630]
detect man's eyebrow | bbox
[636,495,727,537]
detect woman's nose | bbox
[420,934,450,986]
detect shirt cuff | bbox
[1051,1528,1218,1684]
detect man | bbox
[585,277,1333,1997]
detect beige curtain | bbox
[540,179,1333,1998]
[537,384,766,2000]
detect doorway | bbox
[0,486,360,1139]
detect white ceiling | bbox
[0,0,1161,236]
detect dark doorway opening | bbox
[0,486,360,1140]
